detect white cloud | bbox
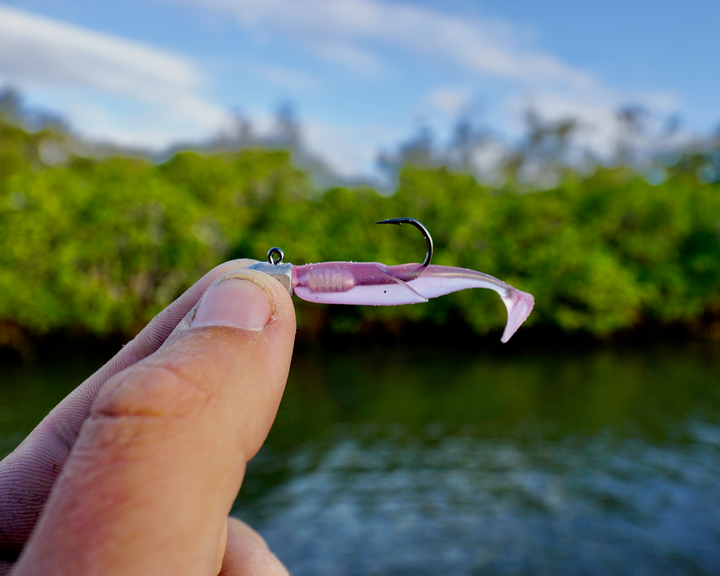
[303,119,401,176]
[0,5,197,98]
[0,1,684,173]
[257,64,319,91]
[0,4,229,147]
[171,0,595,91]
[165,0,683,158]
[509,87,682,158]
[302,37,386,75]
[169,0,659,159]
[423,87,471,116]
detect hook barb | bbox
[376,217,434,267]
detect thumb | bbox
[12,269,296,576]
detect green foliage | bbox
[1,117,720,344]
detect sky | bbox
[1,0,718,177]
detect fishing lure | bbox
[248,218,534,342]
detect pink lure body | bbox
[292,262,534,343]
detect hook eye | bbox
[376,217,434,267]
[267,247,285,265]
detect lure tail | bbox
[391,264,534,343]
[498,284,535,343]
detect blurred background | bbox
[1,1,720,574]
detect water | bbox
[0,352,106,456]
[238,340,720,575]
[1,338,719,574]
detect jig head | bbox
[247,218,534,342]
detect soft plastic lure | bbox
[248,218,534,342]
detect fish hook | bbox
[376,217,434,268]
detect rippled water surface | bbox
[238,340,720,575]
[2,338,720,574]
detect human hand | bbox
[0,260,296,575]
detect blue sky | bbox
[1,0,718,177]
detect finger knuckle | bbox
[93,363,213,420]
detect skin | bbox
[0,259,295,575]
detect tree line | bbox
[1,105,720,351]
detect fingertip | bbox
[192,268,295,332]
[193,280,273,330]
[180,268,296,347]
[220,518,288,576]
[161,266,296,357]
[217,267,295,318]
[229,258,260,269]
[227,517,269,550]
